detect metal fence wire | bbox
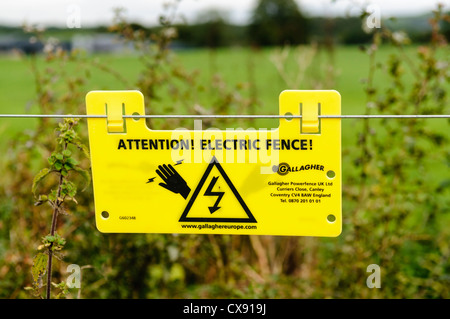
[0,114,449,119]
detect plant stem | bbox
[46,142,68,299]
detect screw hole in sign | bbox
[327,170,336,179]
[132,112,140,121]
[284,112,293,122]
[327,214,336,223]
[101,211,109,219]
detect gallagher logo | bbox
[275,162,325,176]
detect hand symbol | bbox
[156,164,191,199]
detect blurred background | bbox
[0,0,449,298]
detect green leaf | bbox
[68,188,77,197]
[32,168,50,196]
[55,153,64,161]
[73,166,91,191]
[73,140,90,159]
[169,263,185,282]
[67,157,79,166]
[32,253,48,287]
[57,237,66,246]
[43,235,56,243]
[48,191,57,202]
[54,162,63,170]
[62,149,72,157]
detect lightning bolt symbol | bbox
[204,176,224,214]
[174,159,184,166]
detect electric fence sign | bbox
[86,90,341,236]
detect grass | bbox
[0,55,37,136]
[0,45,447,176]
[2,44,444,118]
[0,45,437,124]
[0,45,448,178]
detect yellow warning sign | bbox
[86,90,341,236]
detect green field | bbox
[0,46,370,108]
[0,45,447,180]
[0,45,434,136]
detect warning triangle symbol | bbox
[179,156,257,223]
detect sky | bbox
[0,0,449,27]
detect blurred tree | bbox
[248,0,309,46]
[177,10,229,48]
[442,11,450,41]
[196,10,229,49]
[176,10,250,48]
